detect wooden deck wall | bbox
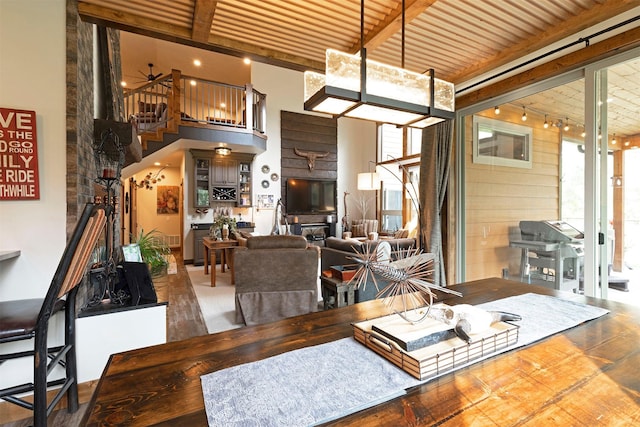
[464,105,561,280]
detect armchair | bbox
[234,235,319,326]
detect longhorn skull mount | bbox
[294,147,330,171]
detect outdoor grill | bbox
[510,220,584,292]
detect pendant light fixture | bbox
[303,0,455,128]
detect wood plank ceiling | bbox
[78,0,640,143]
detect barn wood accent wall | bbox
[281,111,337,223]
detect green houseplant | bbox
[131,229,171,277]
[210,216,237,239]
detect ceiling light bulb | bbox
[243,57,251,65]
[193,59,201,66]
[543,114,548,128]
[220,102,226,108]
[612,134,617,144]
[190,80,197,86]
[624,141,630,146]
[581,130,586,138]
[521,107,527,121]
[120,81,127,87]
[494,106,500,115]
[563,118,569,131]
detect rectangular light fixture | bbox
[304,49,455,127]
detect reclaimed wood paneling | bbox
[280,111,337,222]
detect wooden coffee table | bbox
[202,237,238,287]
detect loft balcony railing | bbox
[124,69,266,143]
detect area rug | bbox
[201,293,609,427]
[186,265,242,334]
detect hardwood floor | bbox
[0,249,206,427]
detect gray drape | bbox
[419,120,454,287]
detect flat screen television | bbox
[285,178,337,215]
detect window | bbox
[473,116,532,168]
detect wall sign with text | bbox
[0,108,39,200]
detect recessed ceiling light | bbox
[193,59,201,66]
[243,57,251,65]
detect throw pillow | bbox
[352,224,365,237]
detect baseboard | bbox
[0,380,98,424]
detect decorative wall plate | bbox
[270,173,279,181]
[261,165,270,174]
[261,180,270,188]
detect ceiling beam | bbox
[78,2,325,72]
[450,0,640,84]
[349,0,437,54]
[192,0,217,43]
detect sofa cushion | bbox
[246,235,308,250]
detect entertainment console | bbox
[292,222,337,246]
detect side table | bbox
[203,237,238,287]
[320,276,355,310]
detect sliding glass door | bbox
[456,48,639,304]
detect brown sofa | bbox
[234,235,319,326]
[321,236,417,302]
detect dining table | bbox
[81,278,640,426]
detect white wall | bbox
[0,0,67,301]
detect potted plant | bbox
[131,228,171,277]
[211,215,237,240]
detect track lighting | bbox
[494,106,500,115]
[521,106,527,121]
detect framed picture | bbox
[121,244,143,263]
[473,116,533,168]
[257,194,275,209]
[157,185,180,214]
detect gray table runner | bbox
[201,293,609,426]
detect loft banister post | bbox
[259,91,267,134]
[169,69,181,132]
[244,83,253,131]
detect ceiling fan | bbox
[137,63,163,83]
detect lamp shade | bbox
[357,172,380,191]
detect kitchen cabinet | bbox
[212,159,237,185]
[238,162,252,207]
[194,158,210,208]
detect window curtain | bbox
[419,120,453,287]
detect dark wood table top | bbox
[82,278,640,426]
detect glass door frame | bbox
[583,46,640,297]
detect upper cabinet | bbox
[212,159,238,186]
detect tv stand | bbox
[292,222,336,246]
